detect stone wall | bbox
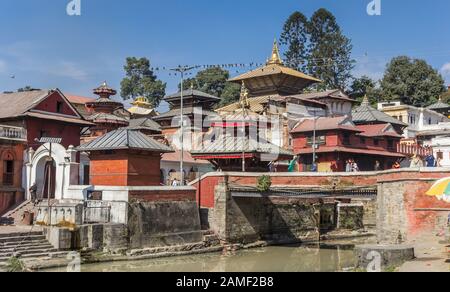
[337,204,364,230]
[377,177,450,243]
[127,201,202,249]
[210,180,346,244]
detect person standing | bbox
[345,159,352,172]
[352,160,360,172]
[374,160,381,171]
[410,155,424,168]
[425,153,436,167]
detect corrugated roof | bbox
[78,129,173,152]
[127,118,161,132]
[191,133,293,157]
[162,150,211,165]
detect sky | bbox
[0,0,449,111]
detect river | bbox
[48,239,374,272]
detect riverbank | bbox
[398,233,449,272]
[25,230,375,272]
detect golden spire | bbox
[267,39,283,65]
[239,81,250,111]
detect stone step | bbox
[0,231,43,239]
[0,239,50,248]
[0,235,46,244]
[0,247,58,258]
[0,244,55,253]
[0,251,68,262]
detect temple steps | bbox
[0,200,36,226]
[0,230,70,270]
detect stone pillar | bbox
[24,148,35,200]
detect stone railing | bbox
[0,125,27,141]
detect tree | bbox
[120,57,166,107]
[380,56,445,107]
[280,12,309,72]
[179,67,241,108]
[348,76,380,105]
[307,9,354,90]
[17,86,34,92]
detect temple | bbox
[191,82,293,171]
[228,39,321,97]
[127,96,158,118]
[83,82,130,143]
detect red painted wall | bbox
[34,91,78,117]
[26,118,81,150]
[0,143,25,215]
[89,150,162,187]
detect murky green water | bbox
[50,240,373,272]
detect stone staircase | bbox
[0,201,36,226]
[0,230,69,271]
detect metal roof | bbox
[77,129,173,152]
[126,118,161,132]
[154,107,218,120]
[352,101,408,127]
[427,100,450,110]
[164,89,221,101]
[191,133,293,157]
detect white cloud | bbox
[352,56,387,82]
[440,62,450,77]
[56,61,89,81]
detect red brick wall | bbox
[90,151,162,187]
[90,152,129,186]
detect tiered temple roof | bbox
[228,40,321,96]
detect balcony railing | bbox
[0,125,27,142]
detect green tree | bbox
[179,67,241,108]
[380,56,445,107]
[120,57,166,107]
[280,12,309,72]
[348,76,380,105]
[307,9,354,90]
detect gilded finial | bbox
[239,81,250,110]
[267,39,283,65]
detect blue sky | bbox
[0,0,449,110]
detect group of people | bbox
[409,153,442,168]
[345,159,360,172]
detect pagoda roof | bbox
[78,129,173,152]
[126,117,161,132]
[228,40,321,95]
[352,97,408,127]
[164,89,221,102]
[191,133,293,158]
[427,99,450,110]
[154,107,218,121]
